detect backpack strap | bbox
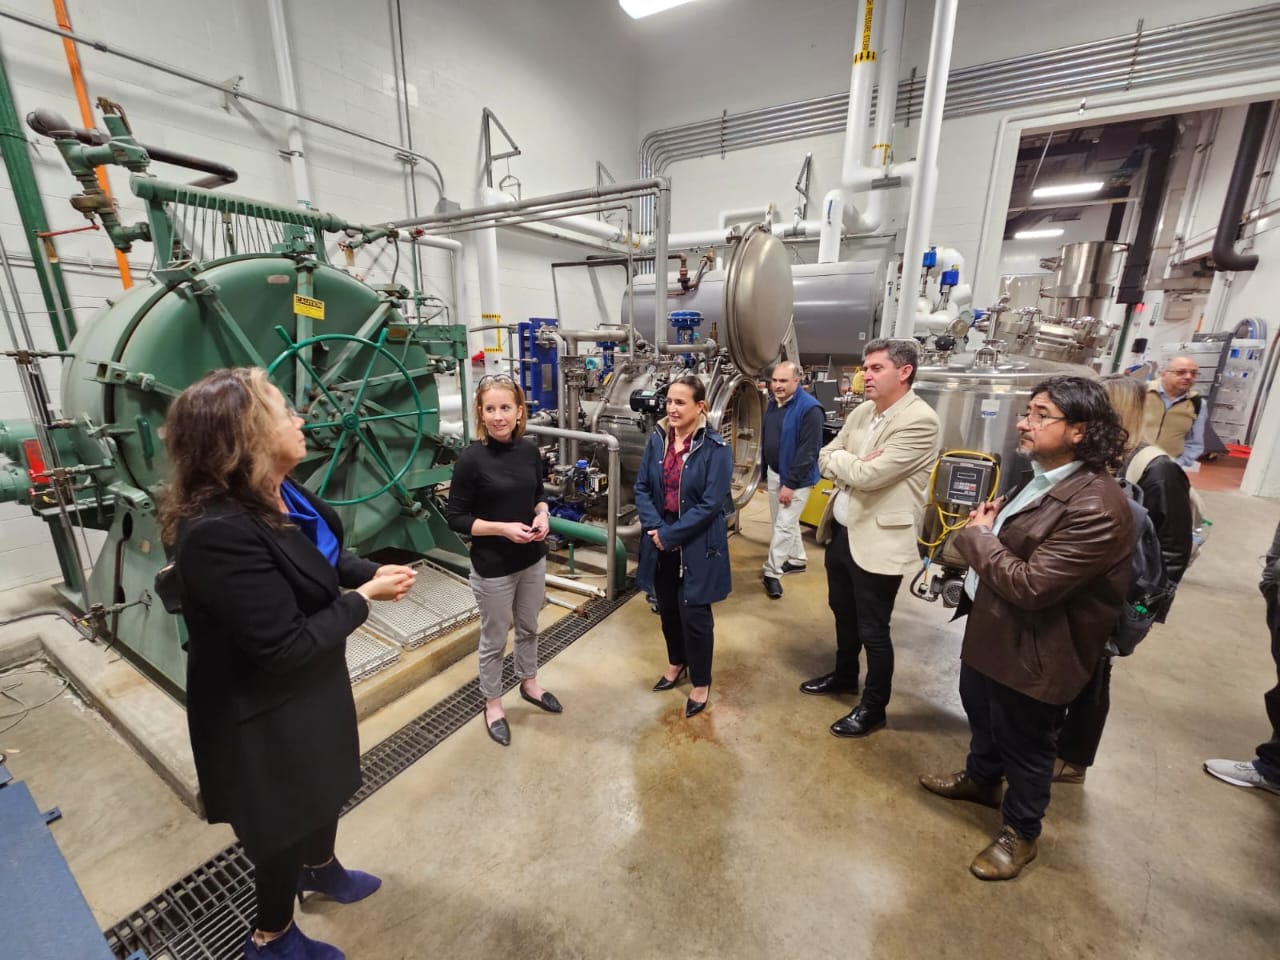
[1124,443,1167,485]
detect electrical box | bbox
[935,455,998,508]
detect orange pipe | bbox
[52,0,132,289]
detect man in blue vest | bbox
[761,361,824,599]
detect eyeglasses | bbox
[477,374,516,389]
[1020,409,1068,426]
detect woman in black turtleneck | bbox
[447,374,563,747]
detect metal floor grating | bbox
[103,587,635,960]
[364,560,479,649]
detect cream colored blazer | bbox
[815,389,941,576]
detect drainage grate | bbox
[102,588,635,960]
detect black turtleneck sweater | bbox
[446,436,547,577]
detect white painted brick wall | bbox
[0,0,639,589]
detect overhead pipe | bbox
[1212,100,1273,272]
[266,0,312,205]
[0,7,447,195]
[894,0,958,339]
[50,0,132,288]
[636,5,1280,237]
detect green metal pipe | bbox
[0,462,26,503]
[131,175,372,236]
[0,43,75,348]
[548,516,628,594]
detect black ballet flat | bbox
[685,695,709,718]
[652,665,688,691]
[519,686,563,713]
[484,714,511,747]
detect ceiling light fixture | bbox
[1014,228,1065,240]
[620,0,698,19]
[1031,181,1104,199]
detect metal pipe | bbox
[894,0,957,339]
[543,572,606,600]
[524,424,623,600]
[653,182,671,352]
[394,178,666,230]
[266,0,312,205]
[1213,100,1273,272]
[51,0,132,289]
[0,43,75,349]
[635,4,1280,236]
[553,328,631,342]
[0,231,90,605]
[0,7,446,194]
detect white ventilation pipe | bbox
[475,186,511,373]
[266,0,313,205]
[894,0,958,339]
[819,0,908,262]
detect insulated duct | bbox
[1212,100,1273,273]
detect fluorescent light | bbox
[1031,181,1104,199]
[1014,229,1065,240]
[620,0,698,18]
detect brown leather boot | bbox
[1052,757,1087,784]
[970,826,1038,880]
[918,770,1003,808]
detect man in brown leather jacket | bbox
[920,376,1134,881]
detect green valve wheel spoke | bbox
[268,328,425,506]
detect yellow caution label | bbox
[293,294,325,320]
[854,51,877,63]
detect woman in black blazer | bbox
[161,368,415,960]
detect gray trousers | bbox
[470,557,545,699]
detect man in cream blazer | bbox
[804,338,941,738]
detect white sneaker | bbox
[1203,758,1280,795]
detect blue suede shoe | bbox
[243,923,344,959]
[297,857,382,905]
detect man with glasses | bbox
[920,376,1134,881]
[1143,356,1207,468]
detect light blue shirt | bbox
[963,459,1084,601]
[1154,383,1208,467]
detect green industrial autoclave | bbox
[1,108,471,699]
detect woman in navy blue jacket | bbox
[634,374,734,717]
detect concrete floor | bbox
[2,484,1279,959]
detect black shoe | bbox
[764,576,783,599]
[830,704,885,738]
[485,714,511,746]
[685,695,709,718]
[800,672,859,696]
[519,686,563,713]
[781,561,807,575]
[652,665,688,691]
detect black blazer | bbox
[175,486,378,859]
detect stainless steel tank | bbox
[589,362,763,509]
[624,258,885,366]
[914,355,1092,497]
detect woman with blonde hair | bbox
[1054,373,1193,784]
[163,367,416,959]
[447,373,561,747]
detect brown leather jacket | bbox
[953,466,1134,705]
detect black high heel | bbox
[652,665,687,691]
[685,693,709,718]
